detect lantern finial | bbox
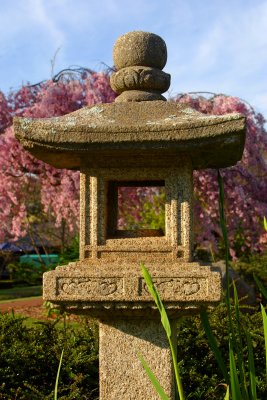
[110,31,171,102]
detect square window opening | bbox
[107,181,166,239]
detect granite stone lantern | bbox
[14,31,246,399]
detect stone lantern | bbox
[14,31,245,400]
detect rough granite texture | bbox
[13,30,246,400]
[13,101,246,170]
[110,66,170,94]
[113,31,167,70]
[99,319,176,399]
[78,164,194,263]
[112,31,170,101]
[43,262,221,318]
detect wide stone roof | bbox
[14,100,246,170]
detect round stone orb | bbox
[113,31,167,70]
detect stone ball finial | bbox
[110,31,171,102]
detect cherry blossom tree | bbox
[177,94,267,257]
[0,70,266,257]
[0,69,115,250]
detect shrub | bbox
[232,251,267,290]
[0,313,99,399]
[6,261,52,285]
[177,303,267,399]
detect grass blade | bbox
[233,283,248,399]
[137,352,170,400]
[141,264,185,400]
[246,331,257,399]
[217,171,233,329]
[141,264,171,338]
[254,274,267,301]
[229,340,242,400]
[261,304,267,380]
[200,310,228,383]
[54,348,64,400]
[224,385,230,400]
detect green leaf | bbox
[229,343,240,398]
[137,352,170,400]
[141,264,185,400]
[264,216,267,231]
[261,304,267,380]
[233,283,248,399]
[254,274,267,301]
[200,310,229,383]
[217,171,232,330]
[54,348,64,400]
[246,331,257,399]
[141,264,171,338]
[224,385,230,400]
[229,340,242,400]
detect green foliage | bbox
[54,349,64,400]
[176,304,267,399]
[59,236,79,265]
[200,310,228,384]
[5,237,80,288]
[0,280,14,290]
[0,285,42,301]
[0,313,98,399]
[139,271,267,399]
[140,264,184,400]
[6,262,53,285]
[211,171,267,399]
[232,252,267,298]
[139,190,165,231]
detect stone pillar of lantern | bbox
[14,31,246,400]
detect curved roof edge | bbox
[14,101,246,170]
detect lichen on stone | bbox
[84,106,103,115]
[20,118,33,131]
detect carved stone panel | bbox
[53,275,210,302]
[57,277,124,299]
[139,277,207,300]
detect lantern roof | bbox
[14,31,245,170]
[14,100,245,169]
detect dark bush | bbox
[0,280,14,289]
[6,262,53,286]
[232,251,267,299]
[177,303,267,399]
[0,313,99,399]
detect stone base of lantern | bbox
[43,261,221,399]
[43,261,221,318]
[99,318,176,400]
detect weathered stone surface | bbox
[114,89,166,102]
[14,101,246,170]
[110,66,170,94]
[112,31,169,101]
[99,319,176,399]
[113,31,167,70]
[78,164,194,263]
[43,262,221,318]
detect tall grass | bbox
[213,170,267,399]
[54,349,64,400]
[140,170,267,399]
[139,264,185,400]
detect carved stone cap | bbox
[110,31,170,102]
[14,101,246,170]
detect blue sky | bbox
[1,0,267,118]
